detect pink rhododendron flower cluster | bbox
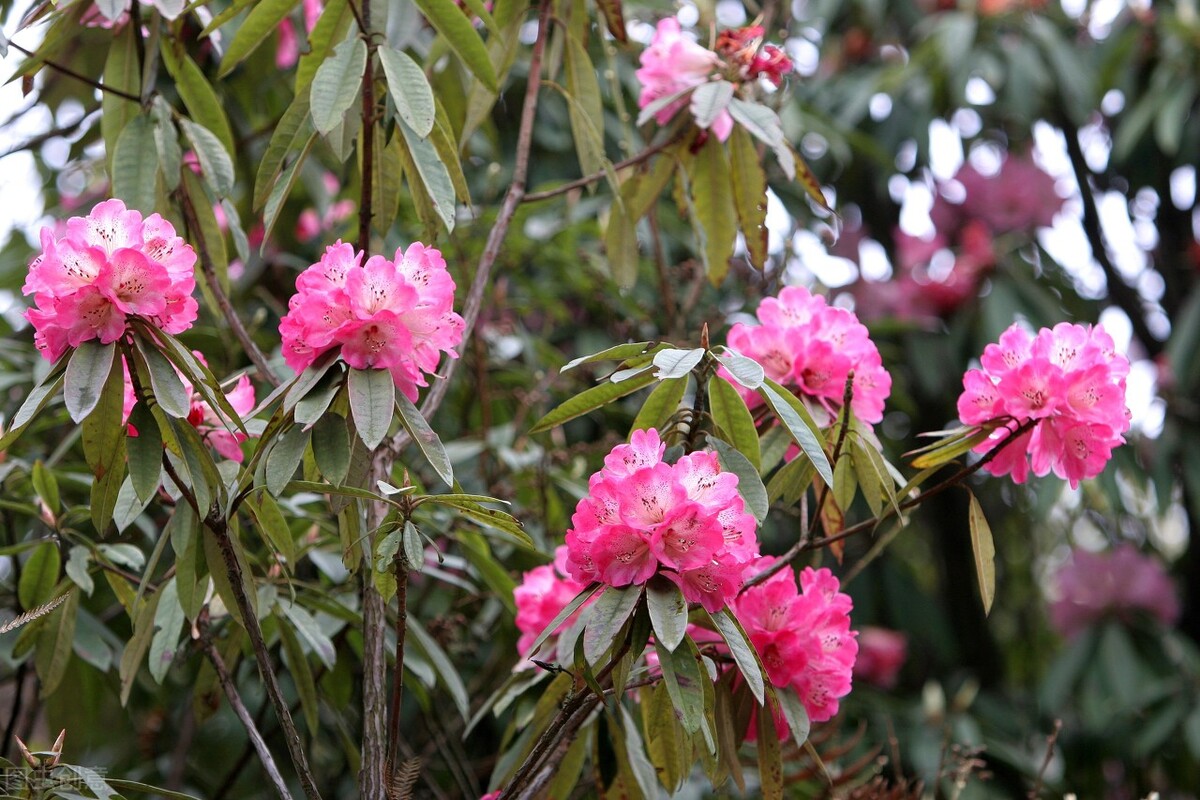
[852,626,907,689]
[726,286,892,424]
[733,559,858,729]
[120,352,257,462]
[23,199,199,363]
[513,546,592,658]
[636,19,792,142]
[564,429,759,612]
[957,322,1130,488]
[1049,544,1179,639]
[279,241,465,401]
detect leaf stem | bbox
[7,41,143,103]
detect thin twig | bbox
[204,641,295,800]
[1027,719,1062,799]
[807,372,855,539]
[521,136,679,203]
[177,188,281,387]
[7,42,143,102]
[385,558,410,779]
[357,0,377,254]
[744,418,1040,589]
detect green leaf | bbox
[120,591,162,705]
[218,0,302,77]
[369,125,405,234]
[708,375,761,470]
[134,340,190,419]
[728,127,768,268]
[278,622,321,736]
[397,118,457,233]
[717,351,765,390]
[101,26,140,174]
[652,347,704,380]
[394,392,454,487]
[759,380,833,486]
[180,119,235,197]
[312,413,351,484]
[710,437,768,524]
[378,45,435,137]
[296,0,352,91]
[113,115,158,214]
[690,80,734,130]
[160,45,234,155]
[431,498,530,545]
[66,547,94,596]
[727,98,794,181]
[82,351,127,480]
[967,491,996,615]
[64,341,117,424]
[151,100,182,191]
[254,86,315,211]
[262,134,317,245]
[583,583,641,664]
[775,687,811,749]
[248,491,297,564]
[311,36,367,135]
[530,369,659,433]
[19,541,61,610]
[0,363,68,451]
[91,437,128,534]
[687,133,737,285]
[604,203,639,289]
[412,0,498,91]
[563,31,605,179]
[279,600,336,669]
[347,367,395,450]
[620,705,663,799]
[561,341,664,372]
[630,375,687,433]
[104,779,202,800]
[32,459,60,514]
[642,683,687,791]
[34,589,78,697]
[655,638,705,734]
[909,427,991,468]
[148,577,184,683]
[708,608,765,705]
[266,425,312,496]
[523,582,601,661]
[645,575,687,652]
[408,617,470,721]
[756,699,784,800]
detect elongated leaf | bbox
[708,375,761,470]
[523,583,601,661]
[120,592,162,705]
[113,115,158,214]
[32,459,60,513]
[605,202,639,289]
[254,87,315,211]
[709,607,765,705]
[249,492,296,564]
[278,621,321,736]
[728,126,768,268]
[149,577,184,683]
[311,36,367,135]
[711,437,768,524]
[910,427,991,468]
[757,700,784,800]
[564,32,605,179]
[530,369,659,433]
[19,541,61,610]
[279,600,336,669]
[620,705,664,799]
[378,45,435,137]
[717,350,765,389]
[151,100,182,191]
[630,375,687,433]
[655,638,705,734]
[135,340,189,419]
[180,119,235,197]
[645,575,687,652]
[347,367,395,450]
[160,45,234,154]
[101,26,140,173]
[687,133,736,284]
[34,589,78,697]
[266,425,311,496]
[690,80,734,129]
[104,779,201,800]
[653,347,705,380]
[561,341,662,372]
[398,118,456,232]
[759,380,833,486]
[0,367,67,450]
[91,437,128,534]
[394,392,453,486]
[312,413,351,484]
[727,98,795,181]
[412,0,497,91]
[775,687,811,749]
[218,0,302,77]
[583,583,641,664]
[64,341,117,424]
[408,617,470,721]
[968,491,996,615]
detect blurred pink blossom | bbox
[1049,544,1179,638]
[852,627,907,689]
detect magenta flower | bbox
[1049,545,1179,639]
[852,626,907,689]
[276,0,324,69]
[733,558,858,730]
[513,546,592,659]
[563,429,759,612]
[726,286,892,424]
[23,199,198,362]
[279,241,464,401]
[635,18,733,141]
[957,322,1130,488]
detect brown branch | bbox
[521,135,678,203]
[204,641,295,800]
[177,188,281,387]
[744,418,1040,589]
[388,0,554,453]
[357,0,377,254]
[7,41,143,102]
[807,372,855,539]
[385,559,410,779]
[1059,116,1163,358]
[1027,719,1062,799]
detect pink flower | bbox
[276,0,324,68]
[635,18,733,141]
[852,627,907,689]
[725,286,892,424]
[564,429,759,612]
[956,322,1130,489]
[955,155,1063,235]
[279,241,464,401]
[1049,545,1179,639]
[23,199,198,362]
[731,560,857,734]
[513,546,592,659]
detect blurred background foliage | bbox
[1,0,1199,796]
